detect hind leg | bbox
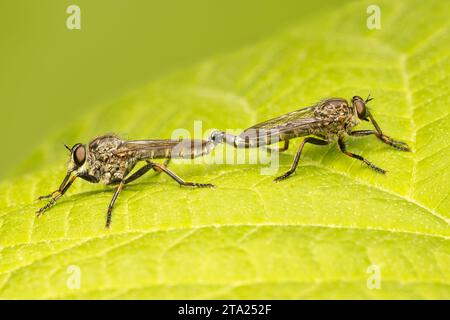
[274,137,329,182]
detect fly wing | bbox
[113,139,212,159]
[240,98,349,141]
[113,139,178,157]
[240,106,320,140]
[117,139,180,150]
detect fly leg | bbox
[151,162,214,188]
[105,162,166,228]
[106,180,125,228]
[278,140,290,152]
[338,137,386,174]
[274,137,329,182]
[357,111,411,151]
[36,170,73,200]
[36,174,78,216]
[152,158,171,174]
[267,140,289,153]
[105,160,212,228]
[349,130,410,151]
[123,162,156,184]
[123,159,171,185]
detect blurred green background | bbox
[0,0,348,179]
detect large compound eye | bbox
[353,96,367,120]
[73,144,86,167]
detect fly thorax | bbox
[346,114,360,133]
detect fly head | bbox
[352,95,370,121]
[65,143,88,172]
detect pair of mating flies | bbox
[37,95,410,227]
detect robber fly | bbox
[37,132,222,227]
[211,95,410,181]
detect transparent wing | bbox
[114,139,179,152]
[241,106,321,139]
[113,139,210,159]
[241,98,347,140]
[122,140,185,149]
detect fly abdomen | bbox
[169,139,217,159]
[219,129,293,149]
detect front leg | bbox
[350,130,410,151]
[37,174,78,216]
[357,111,411,151]
[36,170,73,200]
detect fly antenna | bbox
[64,144,72,152]
[365,93,374,103]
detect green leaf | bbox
[0,0,449,299]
